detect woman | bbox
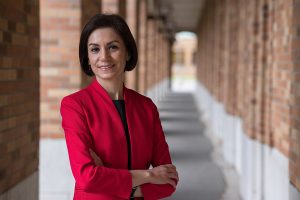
[60,14,178,200]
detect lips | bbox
[97,64,114,71]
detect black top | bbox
[112,100,132,170]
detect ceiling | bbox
[156,0,206,33]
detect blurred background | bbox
[1,0,300,200]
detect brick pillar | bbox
[40,0,101,138]
[146,17,156,89]
[227,0,239,116]
[290,0,300,192]
[137,0,147,94]
[81,0,102,88]
[0,0,39,198]
[264,0,275,147]
[40,0,82,138]
[157,29,163,85]
[166,35,172,83]
[271,0,293,156]
[242,0,257,138]
[125,0,139,90]
[235,0,246,119]
[102,0,126,18]
[156,22,164,88]
[167,37,173,89]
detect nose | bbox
[100,48,109,61]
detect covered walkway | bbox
[1,0,300,200]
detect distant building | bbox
[172,32,197,68]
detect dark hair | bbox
[79,14,138,76]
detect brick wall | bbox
[81,0,101,88]
[290,0,300,190]
[196,0,300,192]
[102,0,126,18]
[101,0,140,91]
[125,0,139,90]
[137,0,148,94]
[40,0,82,138]
[40,0,101,138]
[0,0,39,193]
[146,18,156,89]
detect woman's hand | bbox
[148,164,179,188]
[130,164,179,188]
[89,148,104,166]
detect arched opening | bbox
[171,31,197,92]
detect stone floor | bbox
[158,92,226,200]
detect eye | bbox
[108,45,119,51]
[90,47,99,53]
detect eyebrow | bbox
[88,40,121,47]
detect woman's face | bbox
[87,27,128,82]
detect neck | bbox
[95,76,124,100]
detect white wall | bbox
[194,81,295,200]
[146,78,170,104]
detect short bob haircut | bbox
[79,14,138,76]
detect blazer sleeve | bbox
[60,96,132,199]
[140,102,177,200]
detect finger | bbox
[166,167,177,174]
[89,149,99,159]
[162,164,175,168]
[89,149,103,165]
[169,173,179,181]
[167,179,177,188]
[89,148,96,156]
[166,165,177,172]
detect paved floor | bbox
[40,91,231,200]
[157,92,225,200]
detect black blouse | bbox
[113,100,132,170]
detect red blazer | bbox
[60,77,175,200]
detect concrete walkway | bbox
[158,92,226,200]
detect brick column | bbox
[196,0,299,194]
[102,0,126,18]
[137,0,147,94]
[0,0,39,197]
[125,0,139,90]
[242,0,257,138]
[290,0,300,191]
[81,0,102,88]
[157,29,163,85]
[270,0,293,156]
[155,21,164,88]
[146,17,156,89]
[40,0,82,138]
[40,0,101,138]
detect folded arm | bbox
[60,96,132,199]
[138,102,179,199]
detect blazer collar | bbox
[89,77,129,102]
[89,77,131,133]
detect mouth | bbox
[97,64,115,71]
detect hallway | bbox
[158,92,225,200]
[2,0,300,199]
